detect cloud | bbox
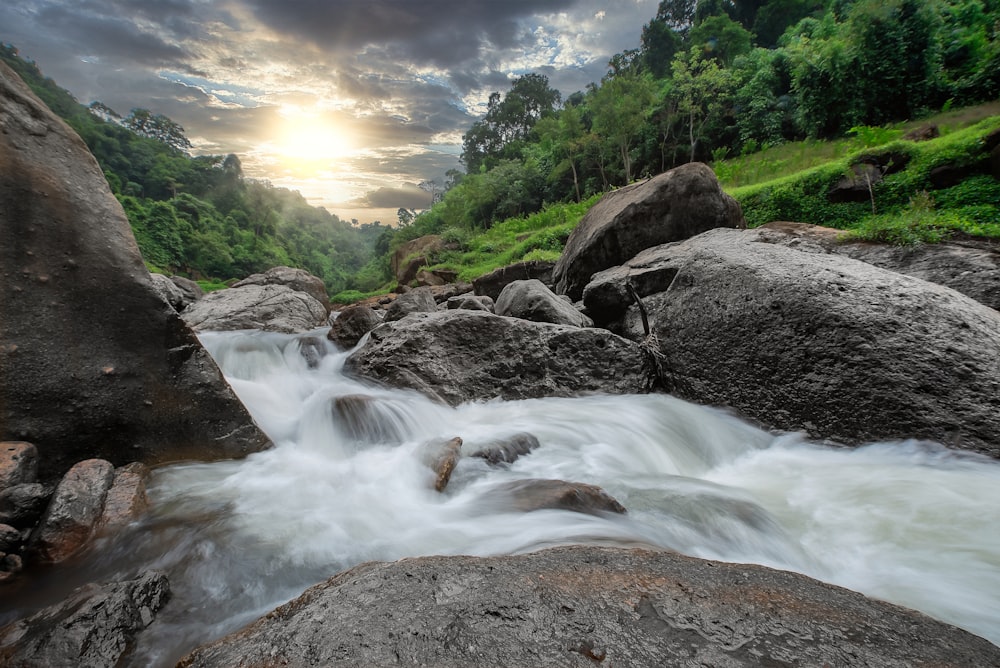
[1,0,656,223]
[351,183,434,210]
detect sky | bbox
[1,0,656,224]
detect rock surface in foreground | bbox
[0,62,269,479]
[344,310,654,405]
[179,545,1000,667]
[0,571,169,668]
[596,228,1000,456]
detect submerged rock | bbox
[552,162,744,300]
[595,227,1000,457]
[477,479,627,515]
[0,62,269,480]
[177,545,1000,667]
[467,433,540,466]
[0,571,169,667]
[419,437,463,493]
[344,310,654,406]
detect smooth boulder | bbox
[0,62,269,480]
[181,284,327,333]
[384,286,438,322]
[593,228,1000,456]
[344,310,655,406]
[231,266,330,311]
[495,279,593,327]
[472,260,555,301]
[178,545,1000,667]
[327,304,382,349]
[552,162,744,300]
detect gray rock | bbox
[0,442,37,489]
[327,304,382,349]
[757,221,1000,312]
[177,545,1000,668]
[345,310,656,406]
[28,459,115,564]
[149,272,189,311]
[232,266,329,311]
[0,524,21,553]
[552,162,744,300]
[384,286,438,322]
[181,284,327,333]
[446,293,495,312]
[601,228,1000,457]
[0,62,270,481]
[98,462,149,531]
[477,479,627,515]
[473,260,555,301]
[468,432,540,465]
[330,395,409,445]
[0,484,51,528]
[169,275,204,303]
[0,571,169,667]
[295,335,328,368]
[496,279,594,327]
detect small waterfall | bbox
[5,328,999,665]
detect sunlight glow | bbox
[272,106,356,164]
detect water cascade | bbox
[4,329,999,665]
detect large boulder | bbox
[757,222,1000,312]
[0,62,269,481]
[383,286,438,322]
[0,571,169,667]
[344,310,655,406]
[180,284,327,333]
[552,163,744,300]
[590,228,1000,457]
[231,266,330,311]
[178,545,1000,667]
[495,279,593,327]
[392,235,445,286]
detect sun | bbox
[273,107,355,164]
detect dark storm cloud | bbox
[242,0,578,67]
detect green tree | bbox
[671,48,735,161]
[689,14,754,65]
[591,72,658,183]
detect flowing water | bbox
[5,328,1000,664]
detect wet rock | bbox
[479,479,626,515]
[757,222,1000,312]
[600,227,1000,457]
[98,463,149,531]
[473,260,555,301]
[0,442,37,489]
[28,459,115,564]
[496,279,593,327]
[0,62,270,481]
[345,310,654,406]
[296,335,328,368]
[178,545,1000,668]
[426,282,475,304]
[232,266,330,312]
[327,304,382,349]
[468,433,540,465]
[181,284,327,333]
[0,524,21,553]
[552,162,744,300]
[169,275,204,304]
[384,286,438,322]
[419,437,463,493]
[0,484,52,528]
[446,294,495,312]
[0,570,169,667]
[149,272,189,311]
[331,395,408,445]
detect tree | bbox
[670,48,735,161]
[688,14,753,65]
[641,15,684,76]
[591,72,658,183]
[123,109,193,153]
[461,73,561,172]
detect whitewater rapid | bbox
[34,328,1000,665]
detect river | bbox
[8,328,1000,664]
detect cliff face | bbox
[0,61,270,481]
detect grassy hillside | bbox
[388,106,1000,296]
